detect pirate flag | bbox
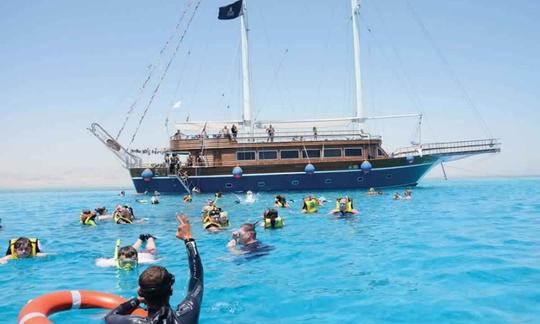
[218,0,243,20]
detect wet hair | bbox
[264,209,279,228]
[14,237,33,256]
[138,266,175,305]
[118,246,138,260]
[95,207,107,215]
[241,223,256,239]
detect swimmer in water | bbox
[151,195,160,204]
[274,195,289,208]
[330,197,359,216]
[119,191,125,197]
[0,237,49,264]
[261,208,284,229]
[393,192,402,200]
[183,194,192,203]
[404,189,412,200]
[104,215,202,324]
[227,223,272,257]
[96,234,159,269]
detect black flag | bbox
[218,0,243,20]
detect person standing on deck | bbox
[266,124,275,142]
[231,124,238,140]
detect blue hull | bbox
[131,161,437,194]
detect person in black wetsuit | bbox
[104,214,203,324]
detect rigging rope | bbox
[404,0,493,138]
[128,0,202,148]
[116,0,195,141]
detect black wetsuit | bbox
[104,239,203,324]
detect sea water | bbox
[0,178,539,323]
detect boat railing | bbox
[392,138,501,157]
[173,130,381,144]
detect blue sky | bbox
[0,0,539,189]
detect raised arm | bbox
[175,214,204,323]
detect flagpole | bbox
[351,0,364,128]
[240,0,252,131]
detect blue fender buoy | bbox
[360,161,372,174]
[232,166,243,179]
[141,169,153,182]
[406,154,414,164]
[305,163,316,175]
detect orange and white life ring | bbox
[18,290,147,324]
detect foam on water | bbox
[0,178,539,323]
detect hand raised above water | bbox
[176,213,193,240]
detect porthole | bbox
[385,174,392,179]
[324,178,332,184]
[291,180,300,186]
[357,177,364,182]
[257,181,266,187]
[225,183,233,188]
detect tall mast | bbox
[240,0,252,128]
[351,0,364,126]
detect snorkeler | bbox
[393,192,402,200]
[183,194,192,203]
[274,195,289,208]
[330,197,359,216]
[96,234,158,269]
[201,201,229,232]
[301,196,319,213]
[80,207,114,226]
[261,208,284,229]
[112,205,144,224]
[151,195,160,204]
[404,189,412,200]
[104,215,203,324]
[227,223,272,257]
[0,237,48,264]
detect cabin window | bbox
[225,183,233,188]
[324,178,332,184]
[357,177,364,182]
[281,150,299,159]
[259,151,278,160]
[291,180,300,186]
[344,148,363,157]
[323,148,342,158]
[386,174,392,179]
[257,181,266,187]
[377,148,385,157]
[302,149,321,158]
[236,151,255,161]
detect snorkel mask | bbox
[115,240,138,271]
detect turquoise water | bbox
[1,178,540,323]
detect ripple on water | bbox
[1,179,540,323]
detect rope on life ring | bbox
[18,290,147,324]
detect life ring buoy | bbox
[18,290,147,324]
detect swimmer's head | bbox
[117,246,138,270]
[138,266,175,307]
[95,207,107,215]
[13,237,33,258]
[264,209,278,219]
[219,212,229,224]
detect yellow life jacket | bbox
[7,238,39,259]
[202,215,221,229]
[80,212,97,226]
[303,199,318,213]
[333,198,354,213]
[113,210,133,224]
[264,217,283,229]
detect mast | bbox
[351,0,364,127]
[240,0,252,128]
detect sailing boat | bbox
[89,0,500,194]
